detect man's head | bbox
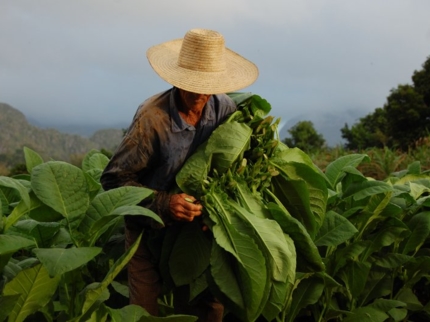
[146,29,258,94]
[178,89,211,112]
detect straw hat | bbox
[146,29,259,94]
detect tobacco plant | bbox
[0,148,196,321]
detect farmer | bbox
[100,28,258,321]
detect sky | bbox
[1,0,430,140]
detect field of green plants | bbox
[0,94,429,322]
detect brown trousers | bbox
[125,227,224,321]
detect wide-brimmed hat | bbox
[146,29,259,94]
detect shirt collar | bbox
[170,87,215,133]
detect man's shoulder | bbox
[139,88,172,111]
[126,90,172,132]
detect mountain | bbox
[0,102,124,162]
[279,109,365,147]
[1,100,366,168]
[27,117,129,138]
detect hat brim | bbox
[146,39,259,95]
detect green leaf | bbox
[78,232,142,318]
[270,160,327,234]
[5,192,47,231]
[325,154,369,189]
[108,304,148,321]
[83,171,102,199]
[271,174,317,238]
[209,242,247,313]
[27,201,64,223]
[50,227,73,247]
[234,180,270,218]
[369,299,406,313]
[81,149,102,172]
[228,92,272,115]
[189,273,208,302]
[344,299,405,322]
[111,281,129,298]
[271,146,323,175]
[209,240,269,322]
[408,182,430,200]
[267,200,324,272]
[387,308,408,322]
[8,220,60,247]
[0,294,20,322]
[78,283,110,321]
[169,222,211,287]
[23,147,44,174]
[87,302,109,321]
[314,210,358,247]
[207,122,252,174]
[396,288,423,311]
[0,235,35,255]
[343,306,389,322]
[228,199,296,283]
[0,176,30,209]
[342,181,393,201]
[33,247,102,277]
[402,256,430,287]
[3,263,60,322]
[0,188,8,216]
[31,161,89,226]
[80,186,153,235]
[261,280,293,322]
[374,253,412,269]
[338,261,371,298]
[140,314,198,321]
[286,275,325,322]
[402,211,430,255]
[361,226,409,261]
[333,241,368,274]
[206,191,268,321]
[86,205,160,247]
[228,92,254,105]
[87,152,110,172]
[176,144,211,197]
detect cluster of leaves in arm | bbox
[171,93,328,321]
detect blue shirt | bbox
[100,87,236,227]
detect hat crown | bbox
[178,29,226,73]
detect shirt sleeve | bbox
[100,110,173,229]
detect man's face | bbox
[178,89,211,111]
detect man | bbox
[100,28,258,321]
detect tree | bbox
[283,120,325,152]
[384,84,428,150]
[412,55,430,107]
[342,55,430,151]
[341,108,388,150]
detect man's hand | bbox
[169,193,202,222]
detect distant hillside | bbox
[27,117,129,138]
[279,109,365,147]
[0,102,124,162]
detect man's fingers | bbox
[169,193,203,222]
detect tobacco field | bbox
[0,94,429,322]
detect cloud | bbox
[1,0,429,133]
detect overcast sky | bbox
[1,0,430,133]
